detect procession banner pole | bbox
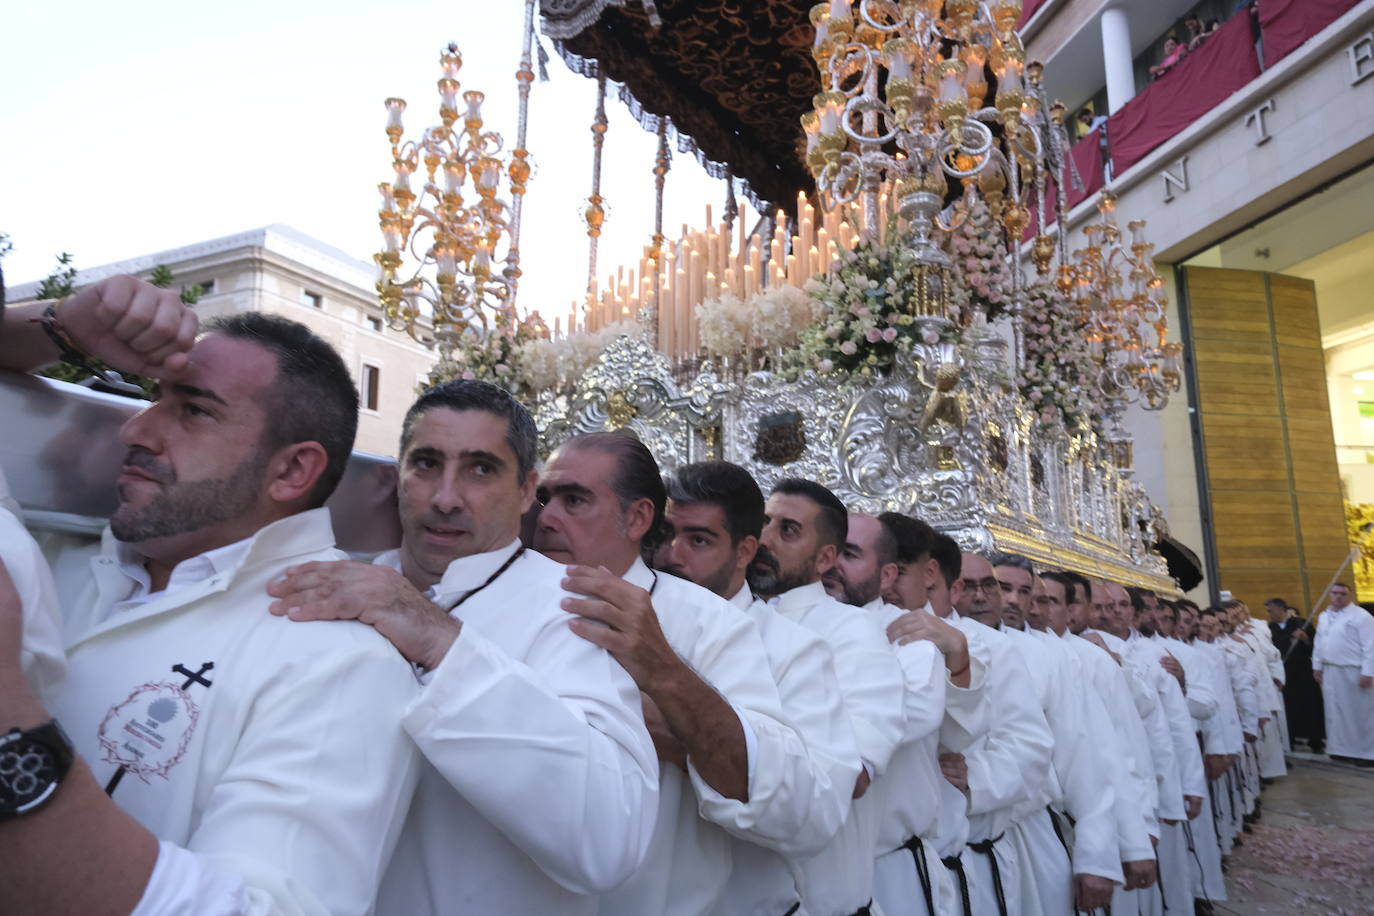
[1284,543,1361,663]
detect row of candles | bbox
[564,189,904,362]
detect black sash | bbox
[942,853,973,916]
[967,833,1009,916]
[901,836,937,916]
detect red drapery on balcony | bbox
[1258,0,1363,65]
[1023,129,1105,239]
[1018,0,1048,28]
[1106,14,1261,175]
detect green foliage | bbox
[36,252,77,300]
[148,264,204,304]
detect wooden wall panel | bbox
[1183,266,1349,611]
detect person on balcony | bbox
[1148,37,1188,81]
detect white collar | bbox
[727,582,755,611]
[430,539,524,605]
[771,580,829,615]
[104,507,336,605]
[624,555,657,592]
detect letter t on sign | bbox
[1245,99,1276,145]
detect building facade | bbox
[8,225,436,458]
[1025,0,1374,607]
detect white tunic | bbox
[772,582,907,916]
[1060,632,1156,863]
[2,479,66,708]
[375,542,660,916]
[711,585,863,916]
[948,614,1054,916]
[869,601,988,916]
[601,560,807,916]
[55,509,421,916]
[1313,603,1374,760]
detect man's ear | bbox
[624,496,656,543]
[517,468,540,515]
[814,542,838,576]
[266,441,330,507]
[879,561,899,596]
[734,534,759,577]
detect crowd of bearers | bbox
[1,275,1290,916]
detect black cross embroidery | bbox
[104,662,215,796]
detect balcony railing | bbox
[1031,0,1364,234]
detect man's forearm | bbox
[0,302,62,373]
[646,662,749,802]
[0,671,159,915]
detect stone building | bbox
[1025,0,1374,605]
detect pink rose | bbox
[840,341,858,356]
[866,327,882,343]
[882,327,898,342]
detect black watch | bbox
[0,721,75,816]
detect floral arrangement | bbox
[1017,280,1104,435]
[697,285,822,363]
[794,236,944,377]
[425,313,642,402]
[948,196,1012,325]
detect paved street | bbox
[1212,755,1374,915]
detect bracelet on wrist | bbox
[33,299,97,372]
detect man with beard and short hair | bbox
[830,514,989,916]
[750,480,906,916]
[656,460,861,916]
[974,557,1121,915]
[3,311,420,916]
[934,552,1052,916]
[270,381,661,915]
[531,433,811,916]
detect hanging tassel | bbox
[536,39,550,83]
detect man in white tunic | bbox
[533,434,809,916]
[2,468,65,710]
[655,460,862,916]
[949,553,1055,916]
[829,513,989,916]
[990,557,1120,916]
[1312,582,1374,766]
[749,479,908,916]
[2,305,420,915]
[271,383,661,915]
[1041,572,1160,916]
[884,530,995,916]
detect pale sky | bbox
[1,0,747,323]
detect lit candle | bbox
[463,90,484,125]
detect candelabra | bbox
[1070,190,1183,465]
[374,44,523,355]
[803,0,1050,366]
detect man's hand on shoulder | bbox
[62,276,198,378]
[887,610,971,685]
[560,565,681,693]
[268,560,459,670]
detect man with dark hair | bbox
[1,312,421,916]
[532,433,809,916]
[835,513,987,916]
[989,552,1034,631]
[1266,596,1324,754]
[271,383,660,915]
[1313,582,1374,766]
[655,460,861,916]
[966,555,1122,915]
[750,481,906,916]
[877,511,935,612]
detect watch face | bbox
[0,734,60,814]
